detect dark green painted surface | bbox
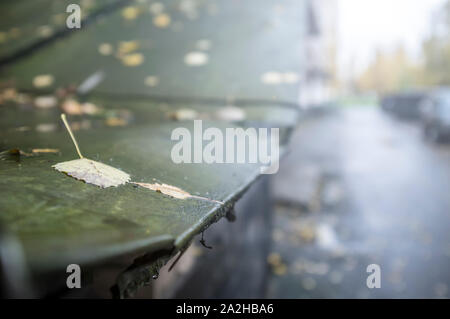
[2,0,306,103]
[0,0,118,60]
[0,99,295,272]
[0,0,303,279]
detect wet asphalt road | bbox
[268,106,450,298]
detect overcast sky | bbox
[337,0,446,78]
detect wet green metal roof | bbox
[0,0,304,295]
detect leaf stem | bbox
[60,113,84,159]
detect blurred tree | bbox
[356,45,420,94]
[355,0,450,94]
[422,0,450,86]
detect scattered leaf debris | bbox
[33,74,54,88]
[122,6,140,20]
[37,25,54,38]
[98,43,113,56]
[121,53,145,67]
[167,108,199,121]
[153,13,171,28]
[105,117,127,127]
[34,96,57,109]
[0,148,32,159]
[32,148,60,154]
[117,41,140,56]
[61,99,83,115]
[36,123,57,133]
[144,75,160,87]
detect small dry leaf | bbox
[33,74,54,88]
[14,93,31,104]
[168,108,199,121]
[0,148,32,159]
[121,53,144,66]
[36,123,57,133]
[122,6,140,20]
[34,96,57,109]
[133,182,191,199]
[15,126,31,132]
[1,88,17,101]
[144,75,159,87]
[117,41,140,56]
[98,43,113,56]
[153,13,171,28]
[105,117,127,127]
[132,182,223,204]
[81,102,101,115]
[61,99,83,115]
[32,148,59,154]
[37,25,53,38]
[53,158,130,188]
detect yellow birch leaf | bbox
[53,114,130,188]
[132,182,223,204]
[32,148,60,154]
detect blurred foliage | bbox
[422,0,450,86]
[355,0,450,94]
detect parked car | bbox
[421,88,450,143]
[381,91,429,120]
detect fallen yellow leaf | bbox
[54,158,130,188]
[53,114,131,188]
[132,182,223,204]
[34,96,57,109]
[121,53,144,66]
[167,108,199,121]
[117,41,140,56]
[32,148,60,154]
[105,117,127,127]
[98,43,113,56]
[33,74,54,88]
[122,6,140,20]
[61,99,83,115]
[153,13,171,28]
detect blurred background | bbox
[158,0,450,299]
[1,0,450,299]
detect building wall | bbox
[299,0,338,108]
